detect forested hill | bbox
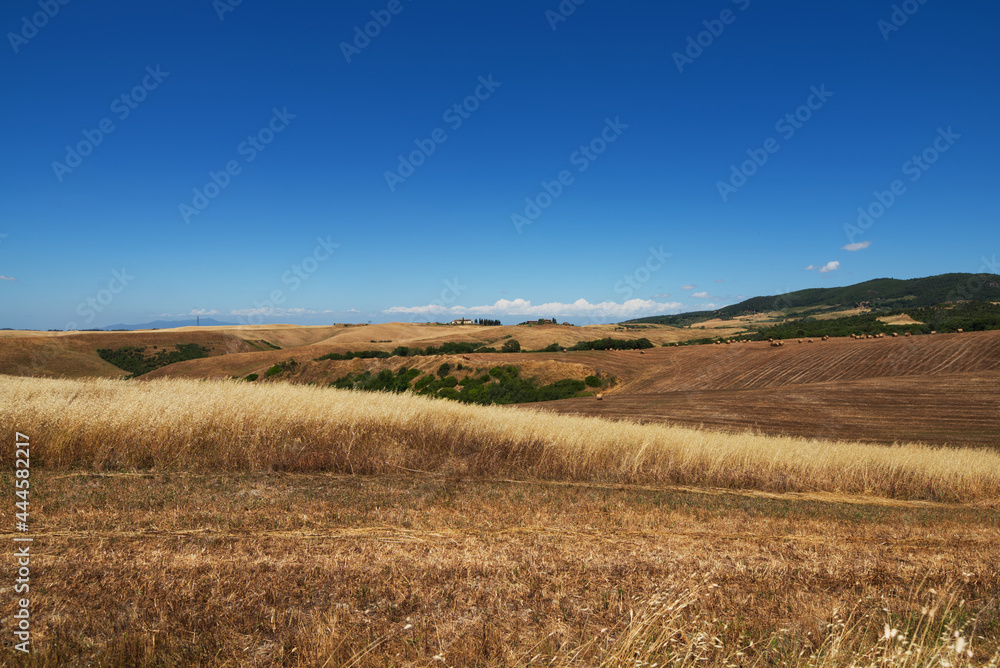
[625,273,1000,326]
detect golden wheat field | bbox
[4,375,1000,501]
[1,374,999,666]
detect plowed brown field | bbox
[531,331,1000,447]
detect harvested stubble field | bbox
[535,331,1000,447]
[1,375,999,666]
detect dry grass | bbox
[4,374,999,666]
[1,473,997,666]
[3,375,1000,502]
[878,314,925,326]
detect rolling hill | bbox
[625,272,1000,326]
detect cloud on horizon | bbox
[228,307,338,317]
[384,297,685,319]
[805,261,840,273]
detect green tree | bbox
[501,339,521,353]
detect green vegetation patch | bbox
[331,367,422,393]
[569,337,653,351]
[331,364,588,406]
[265,359,299,378]
[749,301,1000,340]
[97,343,211,378]
[315,340,516,362]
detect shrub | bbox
[97,343,211,378]
[437,363,451,377]
[414,375,436,392]
[569,337,653,351]
[585,375,601,388]
[315,350,390,362]
[536,379,585,401]
[501,339,521,353]
[244,373,258,382]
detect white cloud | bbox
[189,308,219,316]
[652,293,671,299]
[680,284,696,290]
[842,241,871,251]
[692,291,711,299]
[0,275,16,281]
[804,261,840,273]
[384,297,685,319]
[714,278,725,283]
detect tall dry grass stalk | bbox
[3,375,1000,502]
[570,584,1000,668]
[599,583,999,668]
[296,580,1000,667]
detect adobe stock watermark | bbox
[7,0,70,54]
[340,0,414,63]
[545,0,586,31]
[672,0,751,73]
[179,106,296,224]
[946,257,1000,303]
[380,277,467,325]
[614,246,672,299]
[877,0,930,41]
[64,267,135,330]
[51,65,169,183]
[716,84,833,202]
[511,116,628,233]
[843,126,959,244]
[13,431,33,655]
[383,75,501,192]
[234,236,339,325]
[417,278,467,325]
[213,0,245,21]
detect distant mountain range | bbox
[101,318,239,331]
[625,273,1000,326]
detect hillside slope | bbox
[626,272,1000,326]
[531,330,1000,447]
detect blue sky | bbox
[1,0,998,329]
